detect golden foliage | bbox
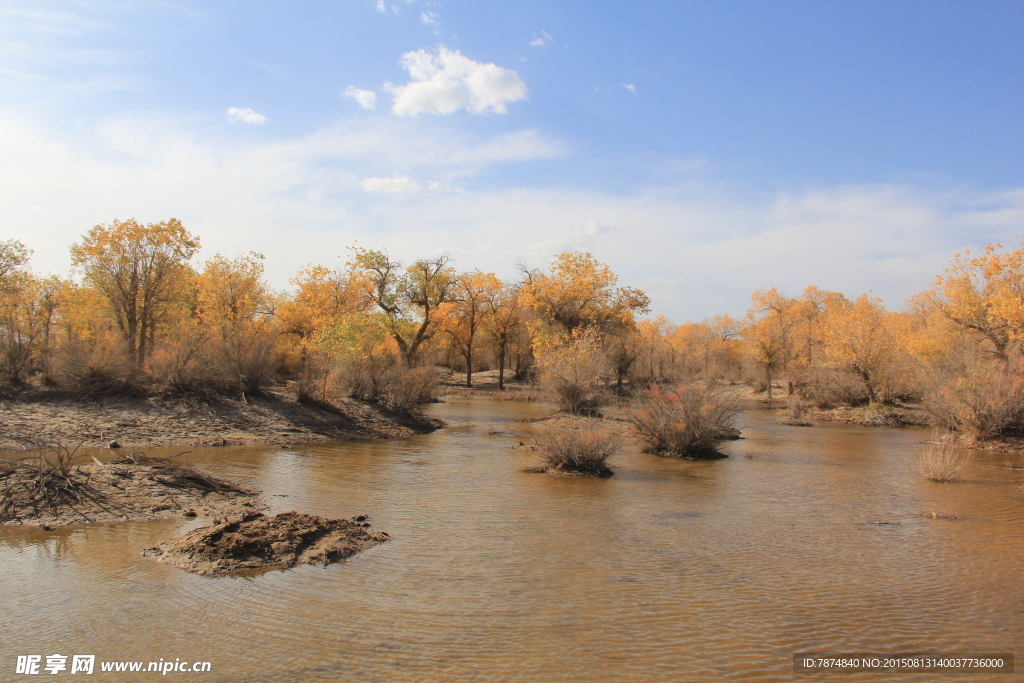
[69,218,200,371]
[818,294,902,404]
[520,251,650,338]
[929,242,1024,357]
[3,218,1021,445]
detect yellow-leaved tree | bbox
[440,270,502,388]
[520,251,649,391]
[0,242,62,384]
[928,242,1024,360]
[482,280,524,390]
[519,251,650,339]
[743,288,798,400]
[69,218,200,373]
[194,252,276,394]
[350,248,460,366]
[819,293,902,405]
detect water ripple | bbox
[2,400,1022,682]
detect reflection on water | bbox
[2,397,1022,682]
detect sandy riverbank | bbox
[0,384,443,451]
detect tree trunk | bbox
[497,344,506,390]
[862,369,876,405]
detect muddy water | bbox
[2,397,1022,682]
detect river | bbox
[2,396,1022,681]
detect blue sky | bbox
[1,0,1022,321]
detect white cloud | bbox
[359,175,419,192]
[2,114,1021,323]
[385,46,528,116]
[420,11,439,26]
[225,107,267,124]
[622,83,636,93]
[529,30,554,47]
[374,0,414,13]
[343,86,377,110]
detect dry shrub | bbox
[335,361,439,415]
[335,356,395,403]
[913,434,972,482]
[198,332,277,397]
[381,367,440,414]
[54,337,136,395]
[146,325,207,387]
[0,444,99,521]
[779,398,813,426]
[626,382,741,458]
[796,367,870,408]
[924,360,1024,443]
[536,328,610,416]
[857,405,908,427]
[746,376,769,395]
[295,351,333,404]
[875,354,923,404]
[530,421,618,476]
[149,335,276,401]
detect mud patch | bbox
[522,463,615,478]
[776,418,814,427]
[807,405,929,428]
[143,511,390,576]
[1,453,260,527]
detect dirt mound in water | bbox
[1,452,260,527]
[143,511,390,576]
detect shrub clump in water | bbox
[626,382,741,458]
[526,420,618,477]
[913,434,972,482]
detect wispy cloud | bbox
[622,83,636,93]
[529,30,554,47]
[343,86,377,110]
[360,175,420,192]
[374,0,415,14]
[225,107,268,124]
[420,11,440,26]
[2,114,1020,322]
[0,2,142,96]
[384,46,529,116]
